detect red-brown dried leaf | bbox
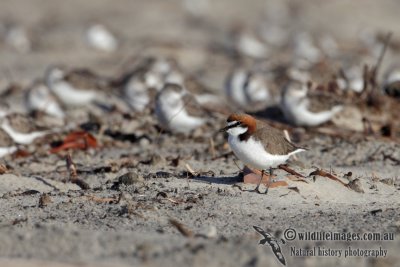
[243,167,288,188]
[12,149,30,158]
[50,131,97,153]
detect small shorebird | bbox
[117,56,184,112]
[122,68,158,112]
[45,66,98,107]
[0,114,49,145]
[225,68,273,112]
[220,113,305,193]
[155,83,207,134]
[0,128,17,158]
[25,80,65,118]
[383,66,400,98]
[281,81,343,127]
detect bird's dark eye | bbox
[233,121,241,127]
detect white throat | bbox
[226,126,248,136]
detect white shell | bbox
[86,24,118,52]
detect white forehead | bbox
[227,121,238,126]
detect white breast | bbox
[282,94,342,127]
[50,81,96,106]
[226,70,247,108]
[155,94,204,134]
[1,121,48,145]
[228,134,291,170]
[0,146,17,158]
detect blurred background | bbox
[1,0,400,83]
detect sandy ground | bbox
[0,1,400,267]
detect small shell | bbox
[85,24,118,52]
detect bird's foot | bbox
[253,185,269,194]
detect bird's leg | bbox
[254,169,265,194]
[264,167,274,194]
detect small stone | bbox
[199,225,217,239]
[150,154,166,165]
[38,193,52,208]
[380,178,394,186]
[139,138,150,147]
[118,172,144,185]
[347,178,364,193]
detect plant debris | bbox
[50,131,97,153]
[169,218,194,237]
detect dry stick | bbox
[372,32,393,87]
[66,153,77,180]
[185,163,197,176]
[209,137,216,158]
[278,165,306,179]
[86,195,118,204]
[169,218,194,238]
[65,153,89,190]
[309,169,348,187]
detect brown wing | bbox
[184,77,216,95]
[253,122,299,155]
[65,69,110,90]
[0,129,13,146]
[181,94,210,118]
[307,92,342,113]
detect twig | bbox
[185,163,197,176]
[66,153,77,180]
[309,168,348,187]
[372,32,392,84]
[65,153,90,190]
[209,137,216,158]
[169,218,194,237]
[86,195,118,204]
[382,152,400,164]
[279,165,306,178]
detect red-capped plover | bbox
[281,81,343,127]
[45,66,98,107]
[220,113,305,193]
[119,56,184,112]
[0,128,17,158]
[383,66,400,98]
[0,114,50,145]
[155,83,207,134]
[225,68,274,112]
[25,80,65,119]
